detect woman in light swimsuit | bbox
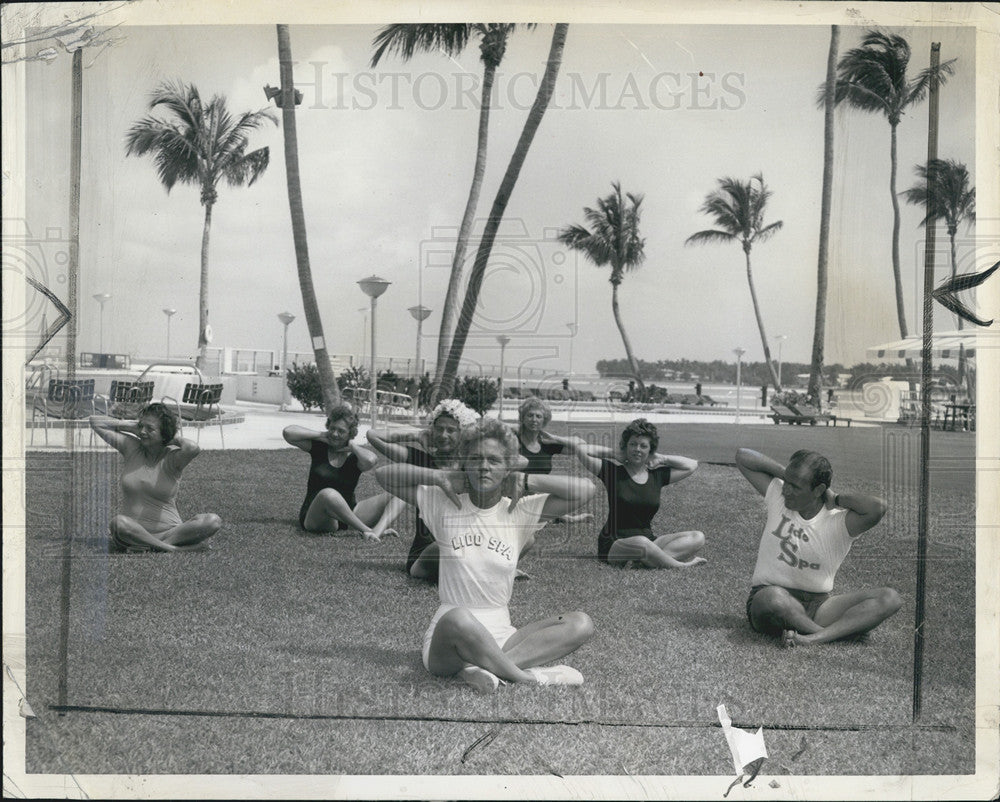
[90,403,221,552]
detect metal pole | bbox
[497,336,510,419]
[913,41,941,725]
[736,357,742,424]
[413,317,423,423]
[281,323,290,409]
[370,296,378,428]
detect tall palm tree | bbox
[370,23,534,405]
[902,157,976,392]
[686,174,783,390]
[829,29,955,341]
[438,23,569,401]
[126,81,276,371]
[557,182,647,397]
[275,24,341,409]
[808,25,840,407]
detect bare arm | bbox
[521,472,597,520]
[655,454,698,484]
[89,415,138,453]
[824,488,887,537]
[349,439,379,472]
[365,427,421,463]
[734,448,784,497]
[282,425,325,453]
[374,463,462,508]
[164,433,201,472]
[564,437,603,477]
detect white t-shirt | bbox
[416,485,549,609]
[750,478,854,593]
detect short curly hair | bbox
[457,418,521,467]
[138,402,179,444]
[428,398,479,428]
[619,417,659,455]
[326,402,360,439]
[518,396,552,427]
[787,449,833,490]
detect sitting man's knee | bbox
[879,587,902,616]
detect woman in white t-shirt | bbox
[375,418,597,694]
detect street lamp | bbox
[93,293,111,354]
[776,334,787,389]
[566,322,578,379]
[497,335,511,420]
[358,275,391,427]
[733,347,746,425]
[277,311,296,411]
[162,308,176,358]
[408,305,432,422]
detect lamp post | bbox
[776,334,787,389]
[733,347,746,424]
[408,305,432,422]
[277,312,296,410]
[93,293,111,354]
[497,335,511,420]
[567,322,578,379]
[162,308,176,358]
[358,276,391,427]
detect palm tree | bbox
[557,182,647,397]
[370,23,534,405]
[125,81,276,371]
[902,157,976,393]
[274,24,341,409]
[686,174,783,390]
[808,25,840,408]
[437,23,569,401]
[829,29,955,341]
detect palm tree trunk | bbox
[807,24,838,406]
[745,248,781,389]
[439,23,569,400]
[430,61,497,406]
[610,279,644,396]
[889,122,909,340]
[277,23,341,410]
[197,201,212,372]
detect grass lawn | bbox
[22,423,976,777]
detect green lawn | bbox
[23,424,976,776]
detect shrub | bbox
[452,375,498,416]
[286,362,323,411]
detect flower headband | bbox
[428,398,480,428]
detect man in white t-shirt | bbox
[735,448,901,647]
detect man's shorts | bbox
[746,584,831,635]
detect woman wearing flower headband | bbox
[367,398,480,579]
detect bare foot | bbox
[362,530,381,543]
[380,528,399,538]
[781,629,797,648]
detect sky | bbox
[15,8,984,379]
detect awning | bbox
[866,329,999,360]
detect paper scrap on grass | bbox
[717,703,767,775]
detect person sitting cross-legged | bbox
[375,418,596,694]
[90,405,221,552]
[735,447,902,647]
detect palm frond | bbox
[685,229,736,247]
[370,23,472,67]
[221,147,270,188]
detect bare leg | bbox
[110,515,178,552]
[410,543,440,581]
[749,586,824,639]
[303,488,376,538]
[787,588,902,646]
[159,513,222,548]
[502,611,594,668]
[560,512,593,523]
[608,535,706,569]
[426,608,537,683]
[353,493,402,539]
[653,530,705,561]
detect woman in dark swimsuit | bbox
[283,402,397,540]
[571,418,706,568]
